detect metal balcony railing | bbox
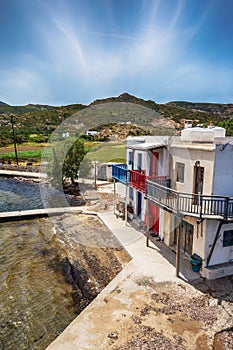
[129,170,169,193]
[146,179,233,220]
[130,170,146,192]
[112,164,128,184]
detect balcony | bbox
[112,164,128,184]
[130,170,169,193]
[146,179,233,221]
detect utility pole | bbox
[176,219,181,278]
[10,114,18,166]
[94,160,97,189]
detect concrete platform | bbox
[46,212,200,350]
[0,206,97,221]
[0,169,46,178]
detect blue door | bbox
[137,191,142,219]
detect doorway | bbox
[137,191,142,219]
[150,203,160,234]
[150,151,159,177]
[194,166,204,194]
[174,221,194,255]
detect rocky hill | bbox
[0,93,232,147]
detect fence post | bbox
[113,179,116,215]
[176,219,181,278]
[224,197,229,220]
[177,192,180,213]
[125,185,128,226]
[146,199,151,247]
[198,192,203,220]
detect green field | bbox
[0,141,126,163]
[0,149,51,160]
[85,142,126,163]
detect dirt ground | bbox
[101,275,233,350]
[48,256,232,349]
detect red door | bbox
[150,203,160,234]
[151,151,159,177]
[145,202,160,234]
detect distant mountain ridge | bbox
[1,93,233,118]
[0,92,233,147]
[90,92,233,118]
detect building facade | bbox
[112,126,233,279]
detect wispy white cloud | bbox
[1,0,232,105]
[169,0,185,29]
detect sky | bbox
[1,0,233,106]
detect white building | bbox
[113,126,233,279]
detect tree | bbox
[46,137,86,188]
[63,138,86,184]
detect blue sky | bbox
[1,0,233,106]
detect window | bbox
[176,162,185,183]
[223,230,233,247]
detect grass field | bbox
[0,149,51,159]
[85,142,126,163]
[0,141,126,164]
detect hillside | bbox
[0,93,233,147]
[90,93,233,126]
[167,101,233,116]
[0,103,86,146]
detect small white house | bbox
[86,130,99,137]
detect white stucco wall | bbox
[212,143,233,196]
[169,144,215,195]
[116,182,127,199]
[204,220,233,266]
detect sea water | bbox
[0,178,78,349]
[0,177,127,349]
[0,218,78,350]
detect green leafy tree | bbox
[63,138,86,184]
[46,137,86,188]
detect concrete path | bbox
[98,212,179,282]
[46,211,200,350]
[0,169,47,178]
[0,206,97,221]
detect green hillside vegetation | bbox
[0,93,233,148]
[0,104,86,147]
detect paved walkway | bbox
[46,211,200,350]
[0,206,97,221]
[0,169,47,178]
